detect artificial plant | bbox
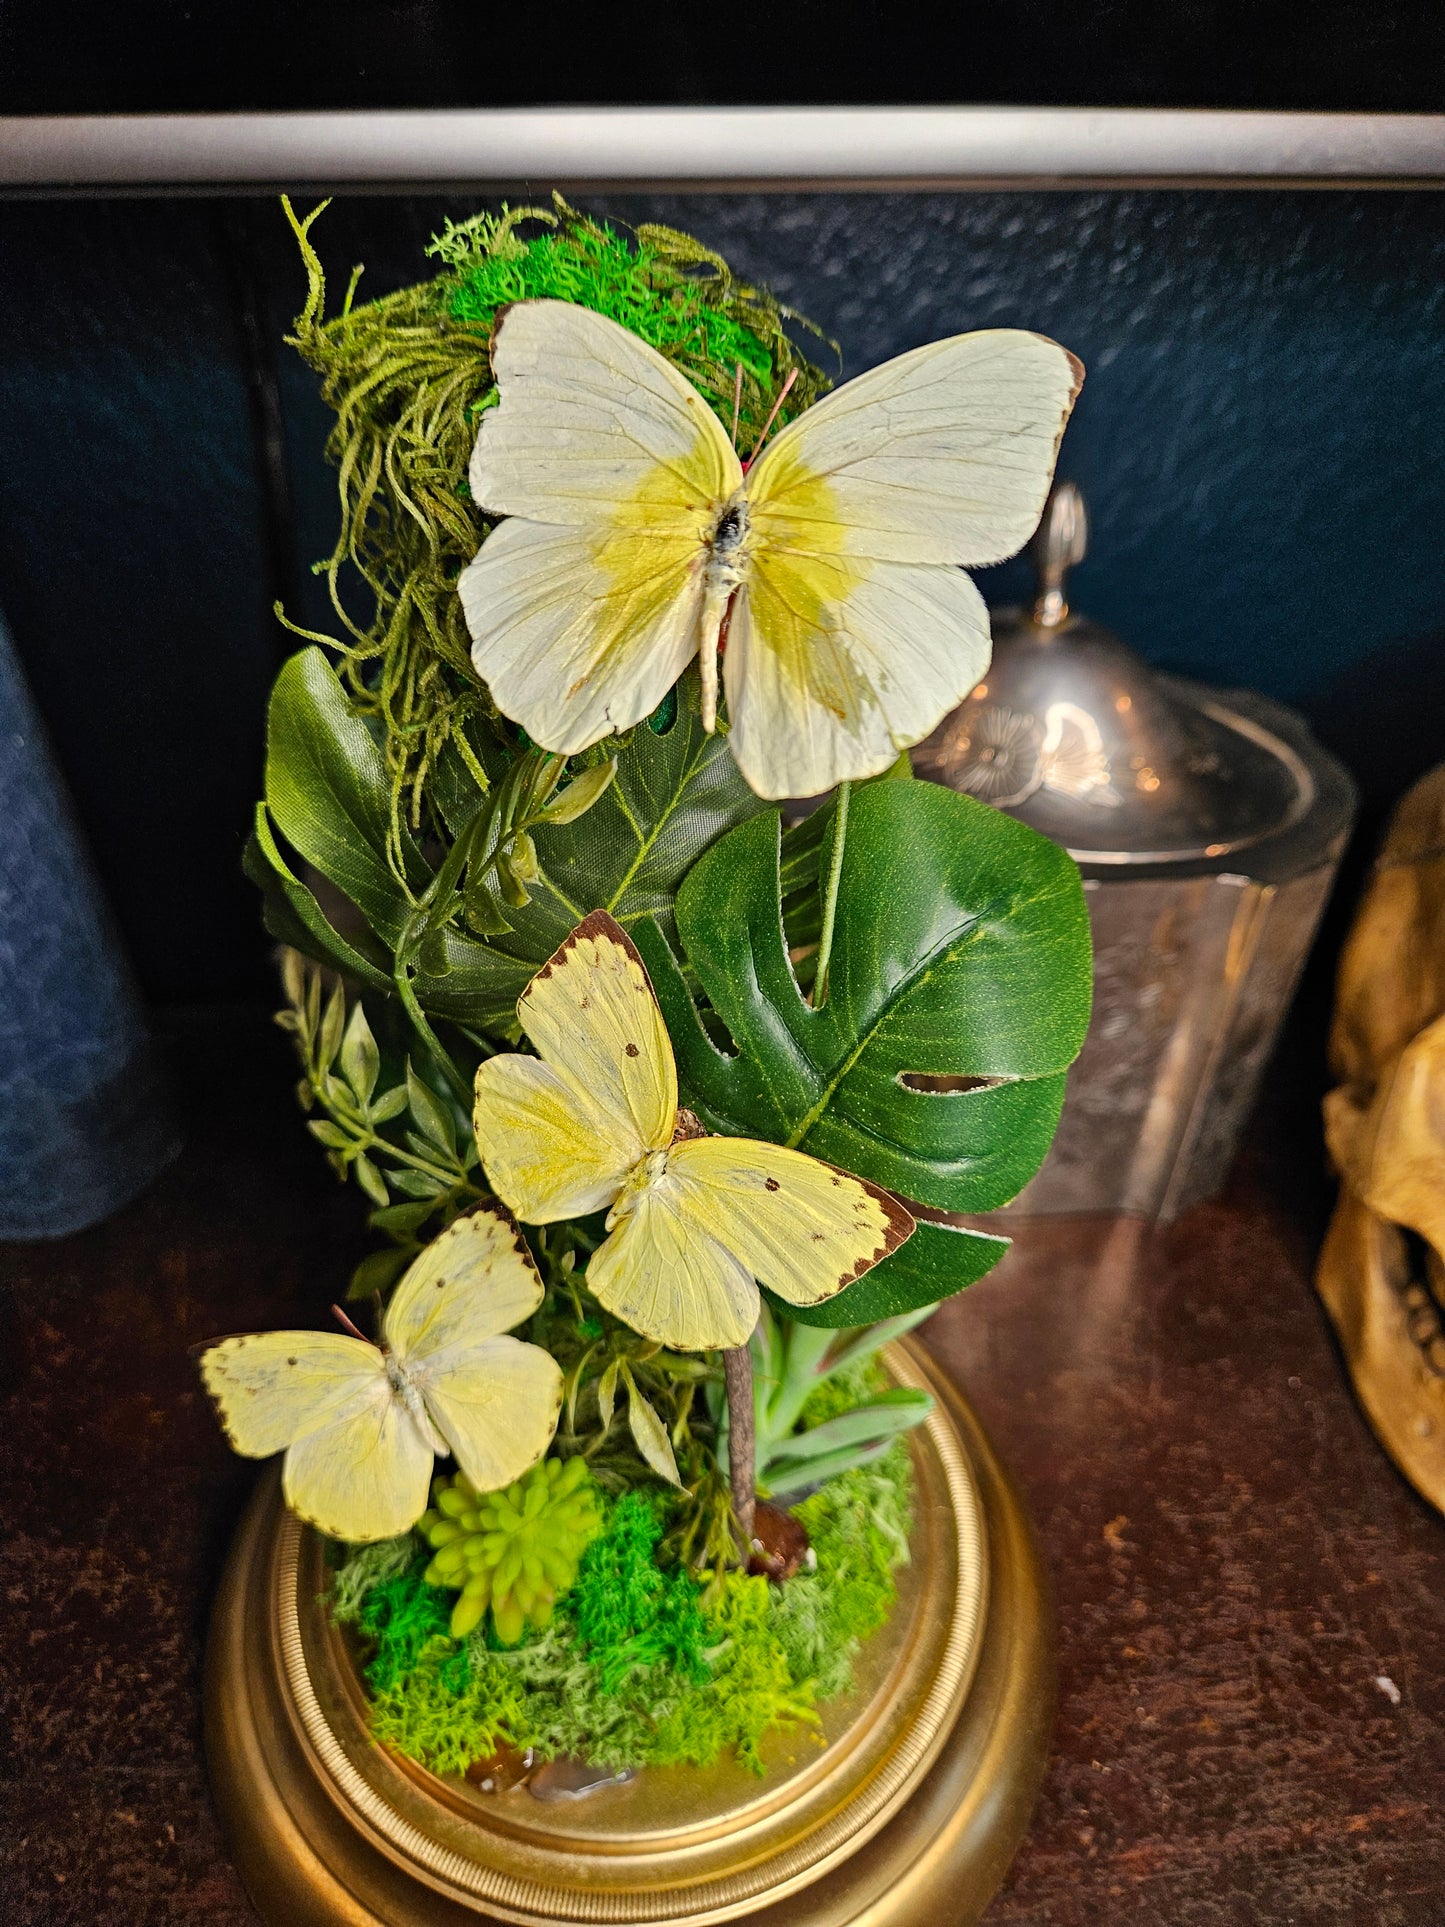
[203,196,1091,1777]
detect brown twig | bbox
[722,1343,757,1550]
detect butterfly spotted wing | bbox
[198,1207,561,1541]
[472,912,914,1352]
[198,1329,434,1542]
[472,907,677,1222]
[383,1206,563,1496]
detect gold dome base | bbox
[204,1341,1053,1926]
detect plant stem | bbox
[722,1343,757,1551]
[392,958,471,1107]
[812,780,850,1008]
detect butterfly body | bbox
[383,1350,448,1457]
[697,494,749,730]
[461,301,1081,798]
[472,911,913,1351]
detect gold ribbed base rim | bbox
[205,1340,1054,1927]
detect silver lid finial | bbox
[1031,482,1088,629]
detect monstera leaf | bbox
[248,648,768,1035]
[633,780,1091,1321]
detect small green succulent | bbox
[419,1457,603,1643]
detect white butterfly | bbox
[472,911,914,1353]
[198,1207,563,1542]
[459,299,1082,800]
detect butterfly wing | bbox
[745,329,1082,568]
[462,300,742,751]
[473,910,677,1220]
[723,560,991,800]
[469,300,743,526]
[199,1330,386,1457]
[281,1390,435,1543]
[460,517,709,756]
[729,329,1080,798]
[383,1205,546,1356]
[667,1136,914,1311]
[383,1206,563,1494]
[198,1332,433,1543]
[587,1181,760,1352]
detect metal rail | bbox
[3,106,1445,193]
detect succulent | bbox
[713,1304,936,1499]
[419,1457,603,1643]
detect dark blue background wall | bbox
[1,190,1442,998]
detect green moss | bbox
[654,1572,818,1774]
[329,1444,914,1781]
[370,1637,530,1776]
[772,1444,914,1702]
[444,221,779,430]
[332,1547,451,1696]
[566,1493,710,1693]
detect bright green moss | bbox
[445,223,778,423]
[566,1492,709,1692]
[370,1637,530,1776]
[773,1445,914,1702]
[329,1443,914,1781]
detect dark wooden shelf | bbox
[2,1006,1442,1924]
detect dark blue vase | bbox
[0,613,179,1237]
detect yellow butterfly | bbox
[459,299,1082,800]
[197,1207,562,1542]
[471,911,914,1352]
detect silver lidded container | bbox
[913,485,1357,1221]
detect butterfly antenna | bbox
[742,367,798,473]
[730,361,743,451]
[331,1303,370,1343]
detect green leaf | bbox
[767,1388,932,1462]
[780,753,913,954]
[369,1200,438,1235]
[622,1369,683,1487]
[764,1435,899,1496]
[369,1086,410,1125]
[263,649,426,944]
[340,1001,381,1105]
[528,669,768,948]
[244,816,394,996]
[353,1154,390,1208]
[258,658,767,1039]
[406,1062,457,1156]
[348,1245,413,1300]
[389,1169,446,1199]
[508,830,540,887]
[596,1358,619,1435]
[634,779,1091,1216]
[820,1305,938,1370]
[536,758,617,825]
[779,1220,1010,1328]
[318,983,347,1071]
[405,667,768,1032]
[306,1119,352,1151]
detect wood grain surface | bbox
[1,1007,1441,1925]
